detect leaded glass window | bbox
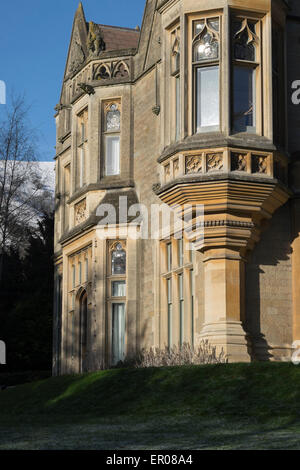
[106,104,120,132]
[111,243,126,275]
[233,19,258,62]
[193,18,219,63]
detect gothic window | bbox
[193,17,220,132]
[171,26,181,141]
[108,241,127,365]
[111,242,126,275]
[232,18,259,133]
[103,101,121,176]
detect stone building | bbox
[53,0,300,375]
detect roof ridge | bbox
[96,23,140,32]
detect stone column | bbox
[200,248,250,362]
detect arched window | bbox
[103,102,121,176]
[192,17,220,132]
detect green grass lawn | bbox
[0,362,300,449]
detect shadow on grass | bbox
[0,362,300,428]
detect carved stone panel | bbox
[75,199,87,225]
[185,155,203,174]
[231,152,247,172]
[252,155,268,174]
[68,29,86,75]
[173,159,180,178]
[165,164,171,181]
[206,153,223,172]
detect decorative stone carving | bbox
[68,30,86,75]
[165,164,171,181]
[173,159,180,178]
[231,153,247,171]
[152,183,161,193]
[206,153,223,172]
[113,61,129,78]
[93,61,130,81]
[75,199,87,225]
[185,155,202,174]
[252,155,268,174]
[78,83,95,95]
[87,22,105,56]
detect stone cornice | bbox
[67,180,135,205]
[158,134,279,164]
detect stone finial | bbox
[87,21,105,56]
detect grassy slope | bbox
[1,362,300,426]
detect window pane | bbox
[112,244,126,275]
[167,243,172,271]
[72,265,76,288]
[112,281,126,297]
[196,66,219,129]
[106,136,120,176]
[85,258,88,281]
[176,76,181,141]
[112,303,125,364]
[233,66,255,132]
[178,238,184,266]
[79,261,82,284]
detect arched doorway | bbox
[79,290,88,373]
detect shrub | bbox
[121,341,227,369]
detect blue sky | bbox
[0,0,145,161]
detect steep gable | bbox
[64,2,88,80]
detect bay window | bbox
[193,17,220,132]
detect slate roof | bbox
[96,24,140,52]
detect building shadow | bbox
[245,202,293,361]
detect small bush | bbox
[121,341,227,369]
